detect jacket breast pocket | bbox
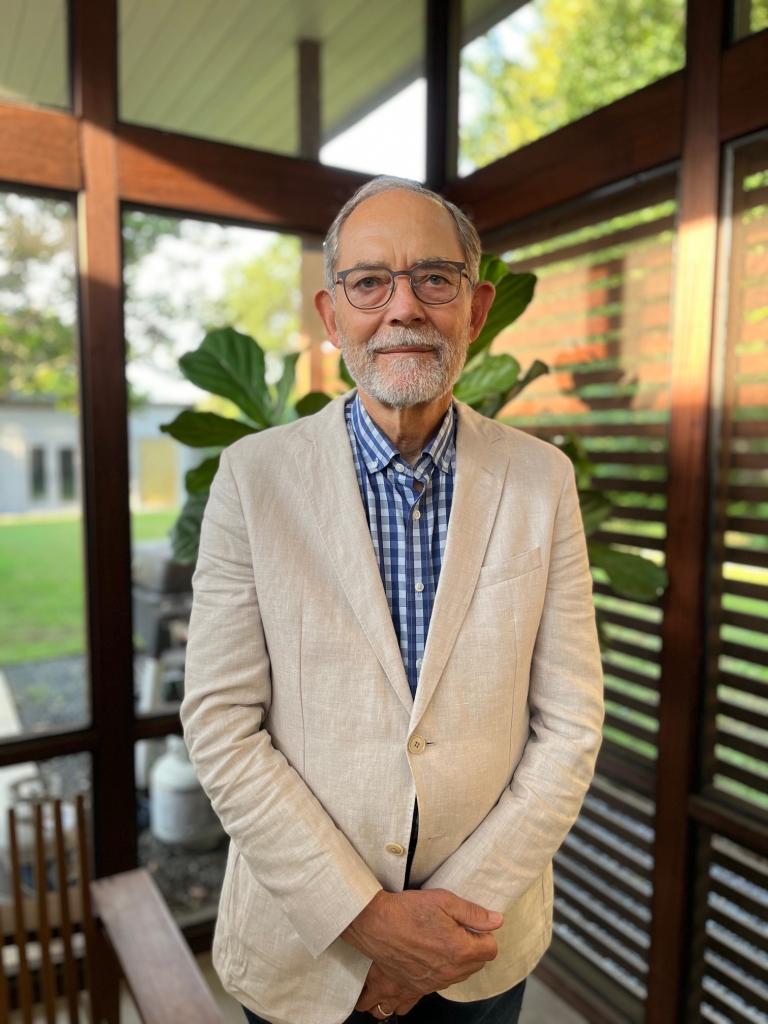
[475,546,542,589]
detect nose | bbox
[385,274,426,326]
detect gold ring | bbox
[377,1004,394,1018]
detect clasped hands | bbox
[342,889,503,1019]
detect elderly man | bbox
[181,176,604,1024]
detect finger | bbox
[445,893,503,932]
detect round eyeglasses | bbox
[335,260,469,310]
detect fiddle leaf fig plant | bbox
[160,255,668,620]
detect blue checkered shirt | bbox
[345,393,456,697]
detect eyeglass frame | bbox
[334,259,472,310]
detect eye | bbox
[349,272,389,290]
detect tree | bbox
[461,0,685,172]
[0,195,77,404]
[217,234,301,354]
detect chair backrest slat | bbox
[75,795,99,1024]
[0,902,10,1014]
[8,807,34,1024]
[33,803,59,1023]
[53,798,81,1024]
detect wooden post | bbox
[426,0,460,190]
[646,0,726,1019]
[71,0,137,876]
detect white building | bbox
[0,397,200,515]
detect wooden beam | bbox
[71,0,137,878]
[646,2,726,1020]
[117,124,368,234]
[426,0,461,190]
[298,39,321,161]
[688,793,768,856]
[720,30,768,142]
[0,104,81,192]
[446,72,683,231]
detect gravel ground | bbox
[1,653,227,919]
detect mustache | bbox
[367,327,447,354]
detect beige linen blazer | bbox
[181,392,604,1024]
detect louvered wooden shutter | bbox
[493,171,678,1016]
[690,135,768,1022]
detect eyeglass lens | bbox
[344,263,462,308]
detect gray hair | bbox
[322,176,481,291]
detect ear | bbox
[314,289,341,350]
[468,281,496,343]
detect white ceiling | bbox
[0,0,524,155]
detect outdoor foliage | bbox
[0,195,77,405]
[461,0,685,171]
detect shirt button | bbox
[408,734,427,754]
[413,509,421,520]
[415,581,424,593]
[395,463,405,472]
[385,842,406,856]
[415,658,422,669]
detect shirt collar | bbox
[348,392,455,475]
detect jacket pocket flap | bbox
[476,546,542,589]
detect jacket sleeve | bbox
[180,448,382,957]
[420,458,604,909]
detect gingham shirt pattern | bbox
[345,393,456,697]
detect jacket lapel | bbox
[294,394,413,714]
[410,403,510,728]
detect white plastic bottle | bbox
[149,735,222,850]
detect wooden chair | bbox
[0,794,224,1023]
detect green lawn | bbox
[0,510,178,664]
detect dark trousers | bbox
[241,976,527,1023]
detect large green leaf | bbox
[296,391,332,417]
[579,490,613,536]
[171,492,209,564]
[179,328,271,427]
[185,455,220,494]
[160,410,256,447]
[468,262,536,361]
[272,352,300,421]
[454,354,521,407]
[587,541,668,602]
[556,433,594,490]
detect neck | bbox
[357,389,452,464]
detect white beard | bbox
[337,323,470,409]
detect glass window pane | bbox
[0,0,69,110]
[136,733,226,926]
[0,191,89,742]
[732,0,768,39]
[119,0,426,174]
[0,751,93,897]
[122,211,309,727]
[320,2,426,179]
[706,135,768,817]
[119,0,298,154]
[459,0,686,175]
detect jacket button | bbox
[385,842,406,856]
[408,734,427,754]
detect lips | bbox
[373,345,437,354]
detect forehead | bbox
[337,190,465,266]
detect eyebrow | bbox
[345,256,458,269]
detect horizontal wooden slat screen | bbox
[490,170,679,1016]
[554,772,655,1003]
[499,172,676,767]
[695,835,768,1022]
[707,136,768,820]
